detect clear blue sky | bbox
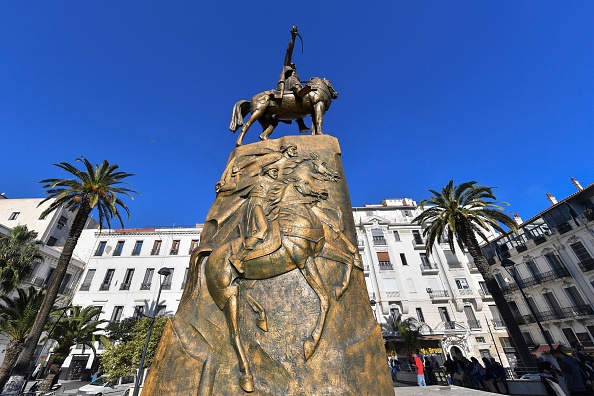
[1,1,592,227]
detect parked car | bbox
[77,376,134,395]
[122,385,141,396]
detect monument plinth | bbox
[142,135,393,395]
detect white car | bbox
[77,376,133,396]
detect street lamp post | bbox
[500,259,554,350]
[132,267,171,396]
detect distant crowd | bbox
[387,342,594,395]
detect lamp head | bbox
[158,267,172,276]
[500,259,516,268]
[370,299,376,306]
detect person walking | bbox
[413,352,427,386]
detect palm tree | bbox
[0,225,44,295]
[397,317,430,353]
[4,157,136,391]
[0,287,45,390]
[47,306,110,368]
[412,180,534,367]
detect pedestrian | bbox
[412,352,426,386]
[490,358,510,394]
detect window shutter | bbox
[377,252,390,262]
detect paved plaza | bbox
[393,382,493,395]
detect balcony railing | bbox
[492,319,505,327]
[372,236,387,246]
[378,261,394,270]
[22,275,45,287]
[518,305,594,324]
[120,283,131,291]
[99,283,111,291]
[557,222,572,234]
[151,248,160,255]
[79,284,91,291]
[420,262,438,272]
[478,289,491,297]
[386,291,401,298]
[455,289,475,297]
[170,249,179,255]
[140,282,152,290]
[428,290,449,299]
[448,262,463,269]
[161,282,172,290]
[467,320,482,329]
[505,267,572,292]
[578,258,594,272]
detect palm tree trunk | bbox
[3,204,92,392]
[0,340,23,391]
[459,220,536,369]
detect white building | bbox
[484,181,594,355]
[62,225,202,379]
[0,197,97,366]
[353,198,513,366]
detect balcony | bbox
[492,319,505,327]
[516,244,528,253]
[454,289,475,297]
[22,275,45,287]
[533,235,547,245]
[372,236,387,246]
[448,262,463,269]
[578,258,594,272]
[518,305,594,324]
[79,283,91,291]
[385,291,401,298]
[467,262,479,272]
[420,262,439,273]
[140,282,152,290]
[378,261,394,270]
[412,238,425,250]
[467,320,482,329]
[428,289,449,300]
[99,283,111,291]
[120,283,131,291]
[557,222,573,234]
[170,249,179,255]
[161,282,172,290]
[151,248,160,255]
[478,289,493,299]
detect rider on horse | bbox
[275,26,311,100]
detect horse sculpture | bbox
[230,77,338,147]
[202,157,353,393]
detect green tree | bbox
[397,317,430,353]
[4,158,136,392]
[412,180,534,367]
[47,306,110,367]
[0,225,44,295]
[100,316,168,381]
[0,287,45,390]
[104,317,140,343]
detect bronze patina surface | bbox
[142,135,393,395]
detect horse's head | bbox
[322,78,339,99]
[285,159,330,202]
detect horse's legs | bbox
[225,293,254,392]
[236,106,267,146]
[258,119,277,141]
[312,102,325,135]
[300,255,329,360]
[296,117,310,133]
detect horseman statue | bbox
[230,26,338,146]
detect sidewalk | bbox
[393,382,494,395]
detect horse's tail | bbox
[229,100,250,132]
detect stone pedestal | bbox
[142,135,393,395]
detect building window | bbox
[8,212,19,220]
[499,337,513,348]
[478,281,489,295]
[544,253,565,272]
[134,305,145,319]
[455,278,470,289]
[412,230,423,245]
[371,229,386,245]
[156,305,167,316]
[56,216,68,229]
[464,306,480,329]
[94,241,107,256]
[100,269,115,291]
[111,306,124,322]
[151,240,161,255]
[489,305,504,327]
[80,269,96,291]
[91,306,102,322]
[393,231,400,242]
[161,268,174,290]
[522,332,535,346]
[377,252,393,270]
[570,241,594,272]
[190,239,199,254]
[383,278,398,295]
[113,241,125,256]
[565,286,586,307]
[479,349,491,358]
[419,253,430,266]
[182,267,189,289]
[444,250,461,268]
[120,269,135,290]
[46,236,58,246]
[439,307,453,328]
[476,337,486,343]
[562,328,578,346]
[170,240,180,255]
[416,308,425,323]
[141,268,154,290]
[132,240,143,256]
[400,253,408,266]
[407,278,416,293]
[44,268,55,286]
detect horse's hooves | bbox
[256,317,268,332]
[303,338,317,360]
[240,374,254,393]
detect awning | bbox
[533,344,560,355]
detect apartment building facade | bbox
[353,198,513,366]
[484,182,594,354]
